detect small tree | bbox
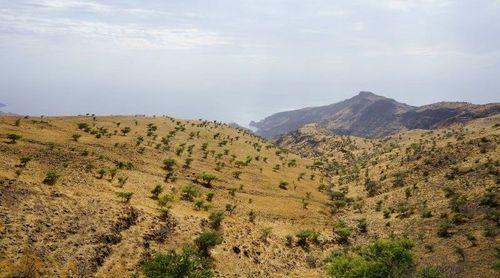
[117,176,128,187]
[209,210,224,229]
[109,167,118,181]
[18,156,31,168]
[225,203,236,215]
[195,231,223,257]
[261,227,273,242]
[197,172,218,187]
[181,185,200,202]
[7,134,22,144]
[163,158,176,172]
[232,171,242,179]
[72,134,82,142]
[158,194,174,207]
[116,191,133,203]
[184,158,193,169]
[206,192,215,202]
[333,221,352,244]
[43,170,60,185]
[151,184,163,199]
[96,168,106,179]
[121,127,131,136]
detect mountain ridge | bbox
[251,92,500,138]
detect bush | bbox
[116,191,133,203]
[72,134,81,142]
[334,221,352,244]
[357,218,368,233]
[206,192,215,202]
[141,246,213,278]
[19,156,31,168]
[209,211,224,229]
[197,172,218,187]
[296,230,320,246]
[96,168,106,179]
[158,194,174,207]
[326,237,414,278]
[7,133,22,144]
[42,171,59,185]
[364,179,379,197]
[163,158,176,172]
[121,127,131,135]
[232,171,242,179]
[437,220,453,237]
[195,231,223,257]
[181,185,200,202]
[151,184,163,199]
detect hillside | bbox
[0,115,331,277]
[250,92,499,139]
[0,115,499,277]
[278,115,500,277]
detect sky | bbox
[0,0,499,126]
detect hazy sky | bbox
[0,0,499,125]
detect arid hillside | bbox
[0,114,498,277]
[278,115,500,277]
[0,115,332,277]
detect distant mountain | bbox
[251,92,500,138]
[227,122,253,133]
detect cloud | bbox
[0,8,229,50]
[27,0,110,13]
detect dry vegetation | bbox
[0,114,498,277]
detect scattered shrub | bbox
[181,185,200,202]
[42,170,59,185]
[7,133,22,144]
[151,184,163,199]
[195,231,223,257]
[209,211,224,229]
[116,191,133,203]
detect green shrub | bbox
[357,218,368,233]
[116,191,133,203]
[72,134,81,142]
[158,194,174,207]
[334,221,352,244]
[195,231,223,257]
[141,246,213,278]
[42,171,59,185]
[197,172,218,187]
[206,192,215,202]
[19,156,31,168]
[326,237,414,278]
[151,184,163,199]
[163,158,176,172]
[181,185,200,202]
[437,220,453,237]
[96,168,106,179]
[296,230,320,246]
[209,211,224,229]
[7,133,22,144]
